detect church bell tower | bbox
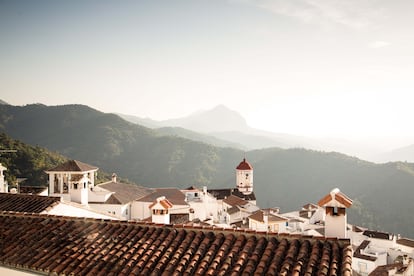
[236,158,253,195]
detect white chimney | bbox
[156,196,166,202]
[112,173,117,183]
[403,255,409,265]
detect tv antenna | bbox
[0,149,17,156]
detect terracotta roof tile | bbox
[137,188,187,206]
[208,188,256,201]
[369,261,412,276]
[302,203,319,210]
[149,197,174,209]
[397,238,414,248]
[46,160,98,172]
[353,240,377,261]
[363,230,392,240]
[236,158,253,170]
[18,186,48,195]
[318,189,353,208]
[0,212,352,275]
[223,195,248,207]
[335,192,353,208]
[98,182,154,204]
[0,193,60,213]
[249,209,288,223]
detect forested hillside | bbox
[0,133,66,186]
[1,103,413,238]
[0,104,242,188]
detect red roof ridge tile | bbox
[318,188,353,208]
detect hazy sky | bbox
[1,0,414,145]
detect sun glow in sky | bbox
[1,0,414,146]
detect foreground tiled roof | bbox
[98,181,154,204]
[0,193,60,213]
[46,160,98,172]
[0,212,353,275]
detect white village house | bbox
[0,163,8,193]
[44,158,261,225]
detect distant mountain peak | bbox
[211,104,231,111]
[161,104,249,133]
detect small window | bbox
[73,183,78,190]
[358,262,367,273]
[63,182,68,193]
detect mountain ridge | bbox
[1,102,414,238]
[118,105,384,160]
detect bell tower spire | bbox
[236,157,253,195]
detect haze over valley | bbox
[118,104,414,163]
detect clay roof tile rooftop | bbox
[0,212,352,275]
[249,210,288,223]
[98,181,154,204]
[397,238,414,248]
[236,158,253,170]
[136,188,188,206]
[208,188,256,201]
[0,193,60,213]
[223,195,248,207]
[318,188,353,208]
[46,160,98,172]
